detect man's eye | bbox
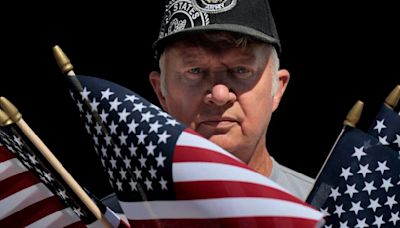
[232,67,252,78]
[189,68,202,74]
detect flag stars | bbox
[85,112,93,124]
[362,181,377,195]
[349,201,363,215]
[124,94,139,103]
[133,167,142,180]
[159,177,168,190]
[156,152,166,167]
[380,177,393,192]
[95,123,102,135]
[129,143,137,157]
[148,166,157,179]
[114,145,122,157]
[129,179,137,191]
[137,131,147,145]
[99,110,109,123]
[146,141,157,156]
[73,207,84,217]
[372,215,385,228]
[28,154,38,165]
[119,168,127,180]
[357,164,371,178]
[373,119,386,133]
[104,135,112,146]
[109,98,122,111]
[158,131,171,144]
[57,190,68,200]
[139,155,147,168]
[338,221,349,228]
[355,218,368,228]
[344,184,358,198]
[393,134,400,148]
[144,178,153,190]
[80,87,91,100]
[166,118,178,126]
[389,212,400,226]
[108,169,114,180]
[333,204,345,217]
[77,101,83,112]
[110,157,117,169]
[116,179,123,191]
[352,146,367,161]
[340,167,353,181]
[141,111,154,122]
[118,132,128,145]
[89,98,99,112]
[378,135,389,145]
[118,108,130,122]
[109,121,118,135]
[127,120,139,134]
[149,121,162,133]
[385,194,397,209]
[368,197,381,212]
[101,88,114,100]
[123,156,131,169]
[329,186,341,201]
[133,102,145,112]
[375,160,390,174]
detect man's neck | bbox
[247,148,273,177]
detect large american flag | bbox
[66,75,324,227]
[0,125,94,227]
[306,126,400,227]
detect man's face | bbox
[150,40,287,163]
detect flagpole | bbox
[308,100,364,193]
[0,98,112,228]
[384,85,400,109]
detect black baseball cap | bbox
[153,0,280,58]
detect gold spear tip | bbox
[343,100,364,128]
[384,85,400,109]
[0,97,22,123]
[52,45,74,74]
[0,109,13,126]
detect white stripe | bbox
[173,162,289,194]
[0,158,28,181]
[177,131,240,161]
[0,183,53,219]
[26,208,81,228]
[120,198,323,221]
[104,207,121,227]
[86,219,104,228]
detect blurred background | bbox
[1,1,399,199]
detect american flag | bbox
[306,127,400,227]
[368,104,400,153]
[0,122,129,227]
[66,75,324,227]
[0,125,94,227]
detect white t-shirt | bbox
[270,157,315,201]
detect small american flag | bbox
[0,125,94,227]
[306,126,400,227]
[67,75,324,227]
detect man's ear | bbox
[272,69,290,112]
[149,71,168,111]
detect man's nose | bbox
[204,84,237,106]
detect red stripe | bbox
[0,196,68,227]
[174,180,305,204]
[130,216,321,228]
[0,145,15,162]
[174,145,251,171]
[0,171,40,200]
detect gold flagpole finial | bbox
[0,109,13,126]
[384,85,400,109]
[0,97,22,123]
[52,45,74,74]
[343,100,364,128]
